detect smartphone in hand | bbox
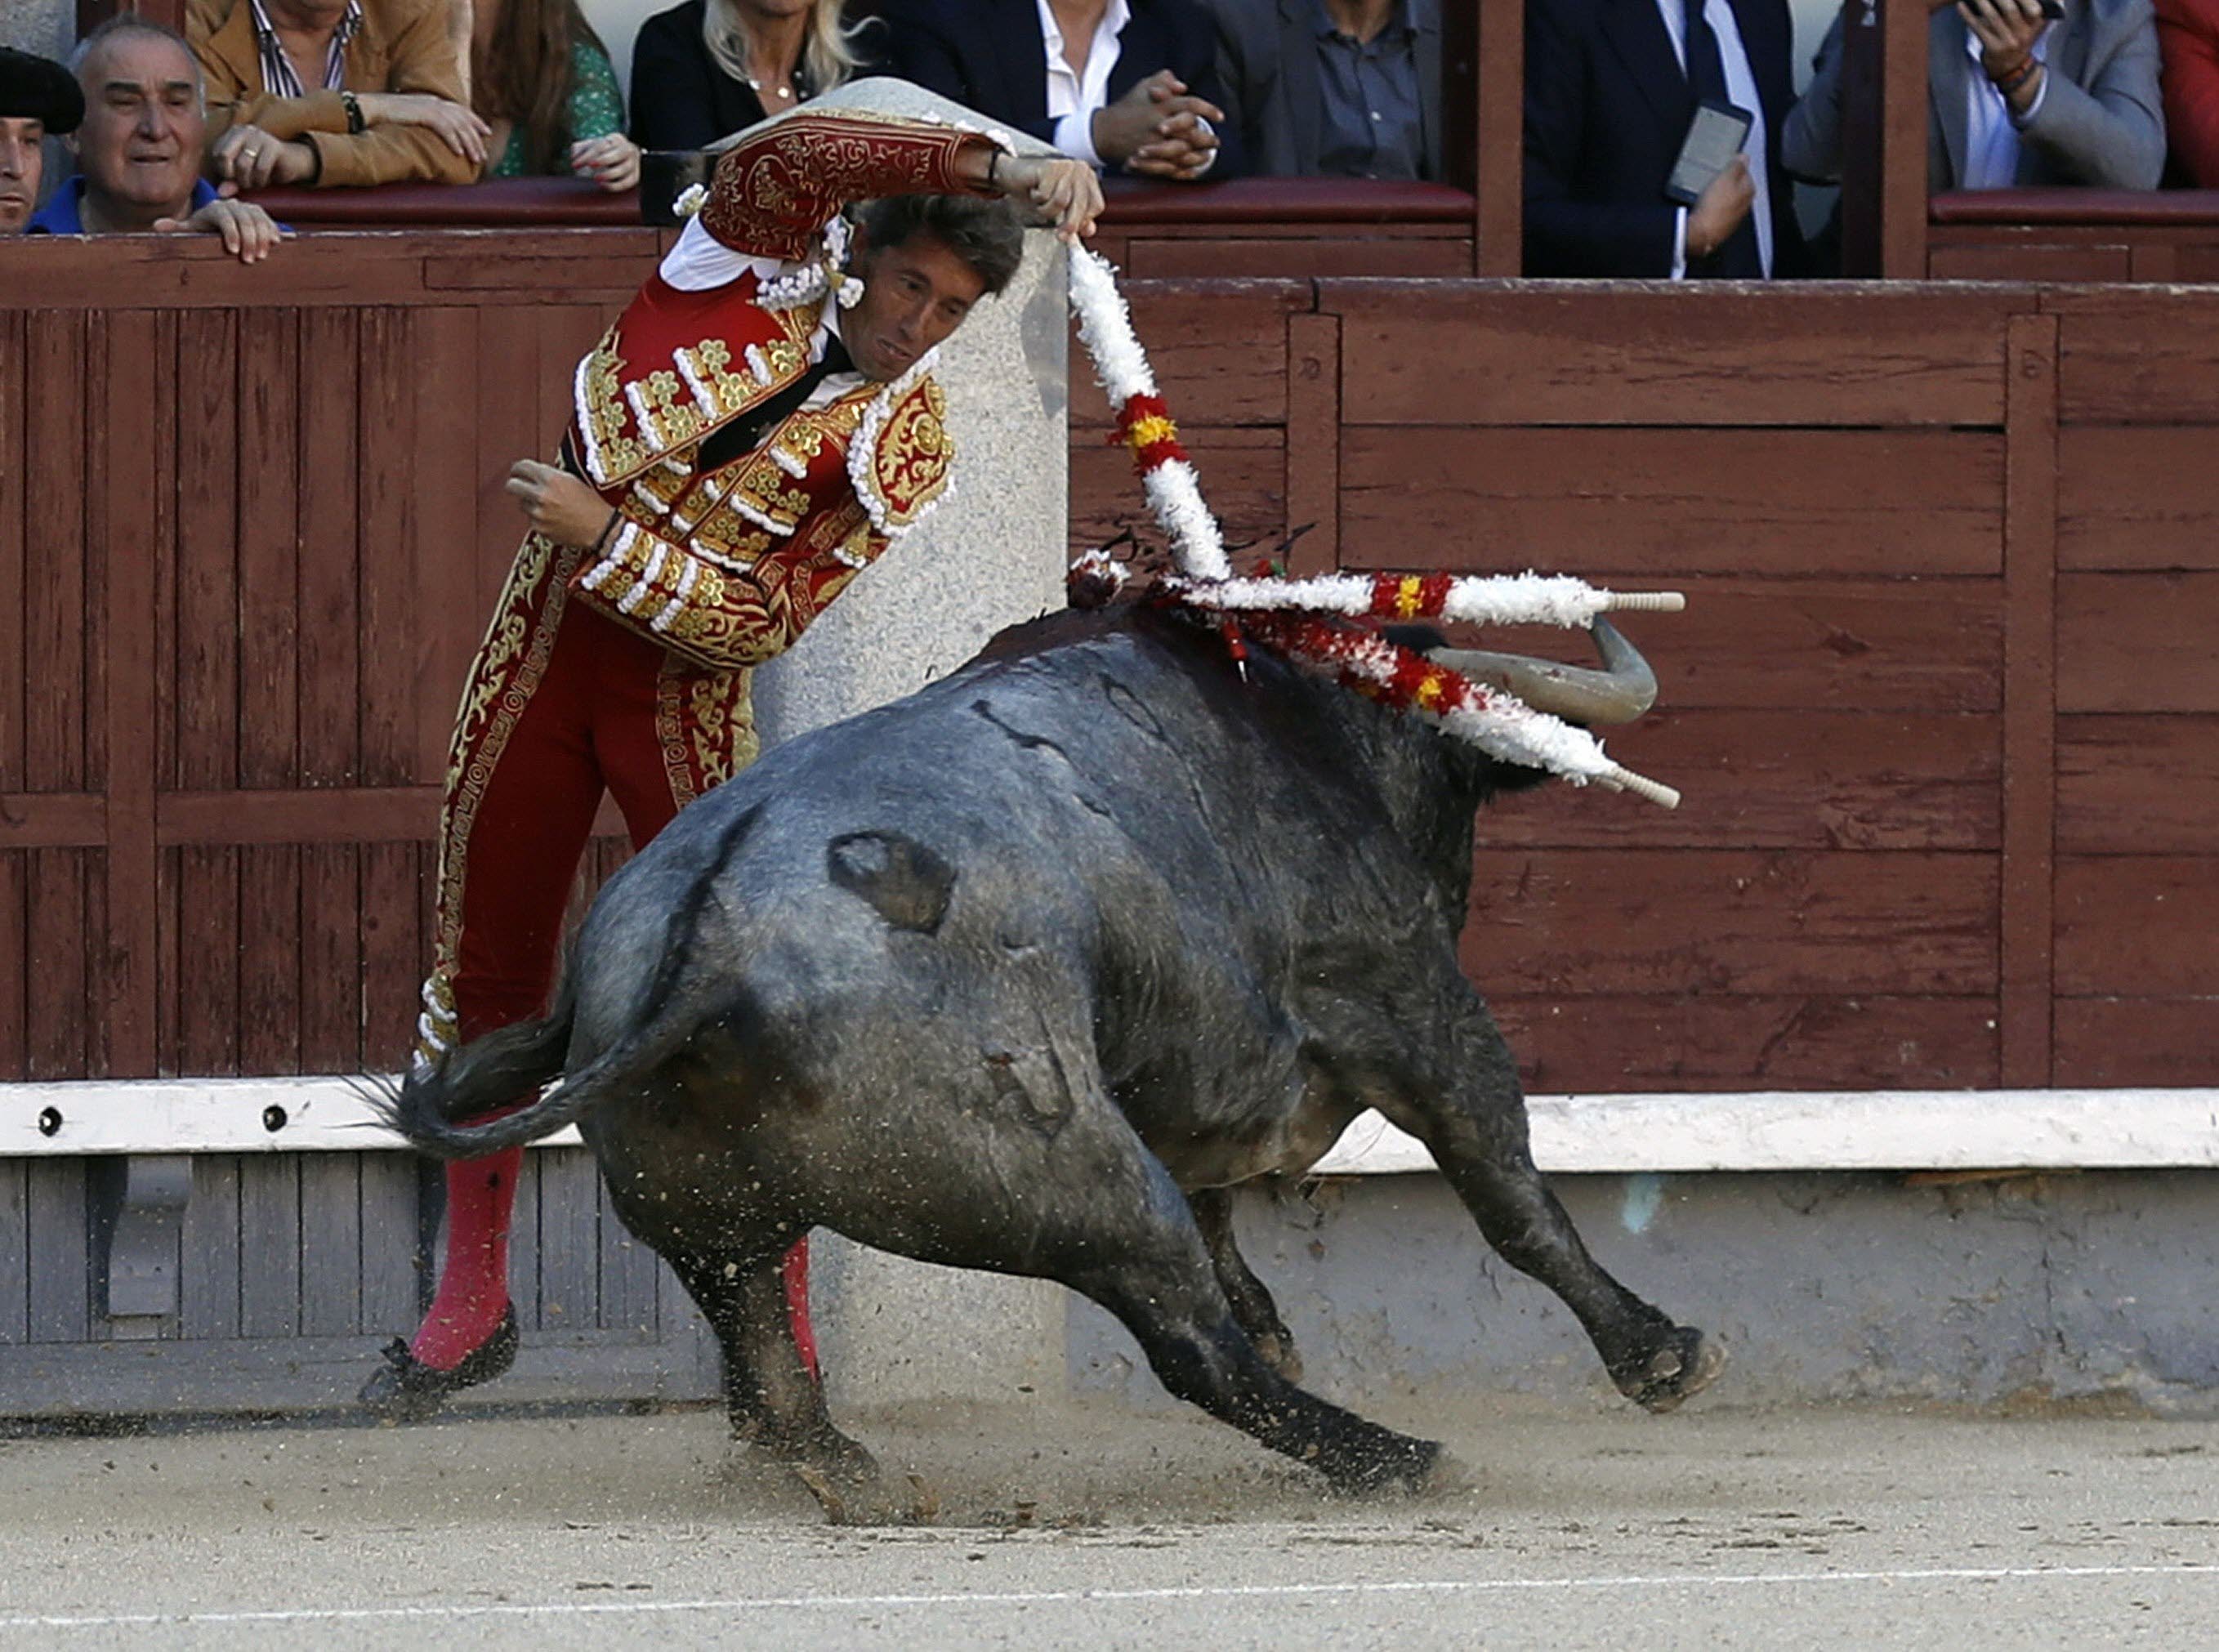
[1665,101,1754,206]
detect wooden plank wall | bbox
[1930,225,2219,284]
[0,235,645,1090]
[2,234,2217,1389]
[1,240,2212,1096]
[1072,279,2214,1096]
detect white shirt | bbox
[1039,0,1131,168]
[1961,27,2053,190]
[1653,0,1773,279]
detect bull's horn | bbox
[1428,617,1659,726]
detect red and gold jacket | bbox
[565,110,995,672]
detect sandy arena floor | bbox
[2,1394,2217,1649]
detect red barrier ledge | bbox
[1931,188,2219,225]
[247,173,1474,229]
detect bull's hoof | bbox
[1618,1328,1728,1413]
[1253,1328,1304,1386]
[792,1464,939,1527]
[1324,1434,1447,1499]
[357,1306,520,1425]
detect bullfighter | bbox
[361,94,1104,1421]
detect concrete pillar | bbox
[750,174,1074,1410]
[0,0,71,61]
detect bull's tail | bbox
[380,802,764,1160]
[373,965,688,1160]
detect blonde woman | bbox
[629,0,879,150]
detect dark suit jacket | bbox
[1207,0,1442,179]
[629,0,889,150]
[882,0,1243,175]
[1523,0,1806,278]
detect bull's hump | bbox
[826,830,956,935]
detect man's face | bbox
[0,116,43,232]
[74,34,204,218]
[842,231,992,383]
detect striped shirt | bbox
[248,0,365,97]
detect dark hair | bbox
[474,0,609,176]
[854,193,1025,296]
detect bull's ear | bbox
[1428,618,1659,726]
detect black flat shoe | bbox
[357,1305,520,1423]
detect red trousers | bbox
[412,533,814,1371]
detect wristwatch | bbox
[341,89,364,135]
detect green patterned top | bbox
[487,41,626,177]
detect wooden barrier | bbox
[3,231,2217,1393]
[3,238,2213,1095]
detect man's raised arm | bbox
[698,109,1101,259]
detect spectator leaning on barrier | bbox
[187,0,489,189]
[1524,0,1806,277]
[629,0,877,152]
[2156,0,2219,181]
[1202,0,1441,180]
[471,0,640,189]
[1,46,83,233]
[882,0,1239,181]
[1784,0,2165,191]
[27,18,280,262]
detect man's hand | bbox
[1129,112,1218,181]
[570,133,641,194]
[507,460,613,548]
[153,195,284,264]
[210,123,319,190]
[1959,0,2051,106]
[1686,154,1754,261]
[354,92,491,167]
[1090,69,1224,170]
[993,153,1105,243]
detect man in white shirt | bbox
[1783,0,2164,192]
[886,0,1240,181]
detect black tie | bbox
[1681,0,1763,279]
[698,333,855,473]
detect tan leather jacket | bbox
[188,0,476,187]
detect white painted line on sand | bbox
[5,1562,2217,1632]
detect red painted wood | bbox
[1283,315,1341,577]
[1339,427,2006,576]
[0,311,23,795]
[2056,856,2219,998]
[1494,993,2000,1093]
[1487,710,2001,852]
[2055,998,2219,1087]
[1461,849,2000,998]
[2056,715,2219,855]
[0,244,2212,1093]
[95,310,163,1077]
[1327,285,2020,427]
[2057,572,2219,713]
[2057,426,2219,572]
[172,310,239,793]
[237,310,301,791]
[1999,315,2058,1087]
[25,313,87,793]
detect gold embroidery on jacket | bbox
[864,377,954,532]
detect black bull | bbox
[387,602,1723,1508]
